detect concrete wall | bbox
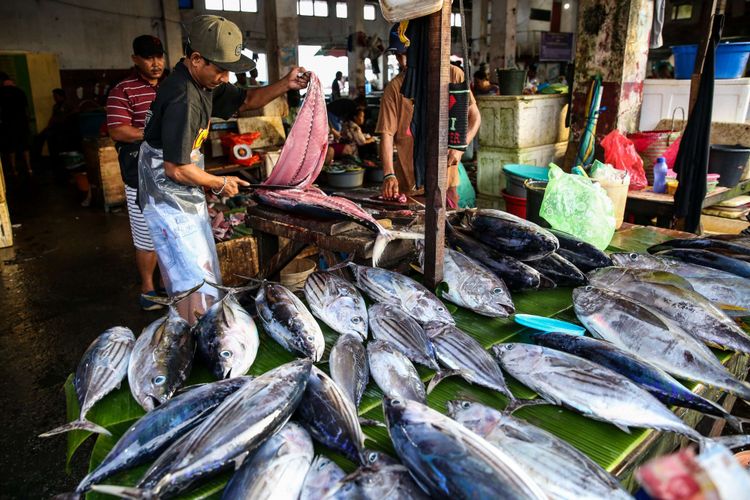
[0,0,183,70]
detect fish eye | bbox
[629,253,638,259]
[585,286,593,291]
[506,344,514,350]
[152,375,166,386]
[492,287,504,295]
[367,452,378,463]
[437,307,444,312]
[220,350,233,358]
[306,335,314,342]
[351,316,363,324]
[461,401,471,409]
[390,398,401,406]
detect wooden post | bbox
[423,0,451,290]
[688,0,722,114]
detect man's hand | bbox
[447,148,463,169]
[211,175,250,197]
[286,67,311,91]
[382,175,399,199]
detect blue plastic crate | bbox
[672,42,750,79]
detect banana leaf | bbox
[60,229,742,498]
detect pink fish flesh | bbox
[254,188,420,265]
[263,73,328,189]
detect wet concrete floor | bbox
[0,172,162,498]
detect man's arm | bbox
[238,66,310,113]
[109,124,144,143]
[466,100,481,143]
[164,161,248,197]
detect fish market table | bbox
[626,179,750,228]
[62,224,747,498]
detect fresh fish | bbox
[304,271,368,339]
[346,262,454,325]
[367,339,426,403]
[610,252,750,310]
[329,333,369,408]
[446,223,554,291]
[648,237,750,257]
[222,422,314,500]
[193,286,259,379]
[533,333,742,429]
[460,208,559,260]
[492,343,703,440]
[383,397,546,499]
[255,281,325,361]
[296,366,365,463]
[128,306,195,411]
[40,327,134,437]
[254,188,421,266]
[263,73,327,189]
[368,303,440,370]
[136,427,197,490]
[423,321,514,401]
[300,455,347,500]
[549,228,613,272]
[524,252,587,286]
[573,286,750,401]
[323,451,428,500]
[655,248,750,279]
[589,277,750,355]
[707,234,750,248]
[416,242,514,317]
[588,266,696,291]
[447,399,632,500]
[92,359,312,499]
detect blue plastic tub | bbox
[502,164,550,198]
[672,42,750,79]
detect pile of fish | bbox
[44,228,750,498]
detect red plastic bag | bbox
[600,130,647,191]
[220,132,262,166]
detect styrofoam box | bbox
[640,78,750,131]
[477,94,570,149]
[477,142,568,197]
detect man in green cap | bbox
[139,14,310,322]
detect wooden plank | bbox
[0,201,12,248]
[423,0,451,290]
[216,235,260,285]
[246,205,358,236]
[258,240,307,280]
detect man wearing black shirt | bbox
[139,15,310,322]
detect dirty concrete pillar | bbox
[265,0,299,84]
[488,0,517,71]
[348,0,365,97]
[471,0,489,64]
[564,0,653,167]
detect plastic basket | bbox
[672,42,750,79]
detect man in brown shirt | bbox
[376,24,480,206]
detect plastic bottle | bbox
[653,157,668,193]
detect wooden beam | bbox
[688,0,722,114]
[423,0,452,290]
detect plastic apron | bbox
[137,141,221,301]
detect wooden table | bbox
[626,179,750,227]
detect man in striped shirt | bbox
[106,35,165,310]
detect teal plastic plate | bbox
[502,164,550,181]
[514,314,586,335]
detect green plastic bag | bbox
[457,162,476,208]
[540,164,615,249]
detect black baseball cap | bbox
[385,23,409,55]
[187,15,255,73]
[133,35,165,58]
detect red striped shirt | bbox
[106,71,159,129]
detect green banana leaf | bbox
[60,228,741,498]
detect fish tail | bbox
[372,230,424,267]
[725,414,747,433]
[426,369,460,394]
[39,419,111,438]
[143,281,206,306]
[89,485,151,499]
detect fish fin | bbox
[51,493,82,500]
[327,255,355,272]
[613,423,632,434]
[39,419,111,438]
[724,414,746,433]
[372,230,423,267]
[409,263,422,274]
[427,370,461,394]
[193,310,203,321]
[143,282,205,306]
[502,398,549,415]
[89,485,150,499]
[709,434,750,450]
[205,281,261,294]
[358,417,386,428]
[233,450,251,470]
[174,382,207,395]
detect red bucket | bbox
[501,190,526,219]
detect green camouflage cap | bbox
[188,15,255,72]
